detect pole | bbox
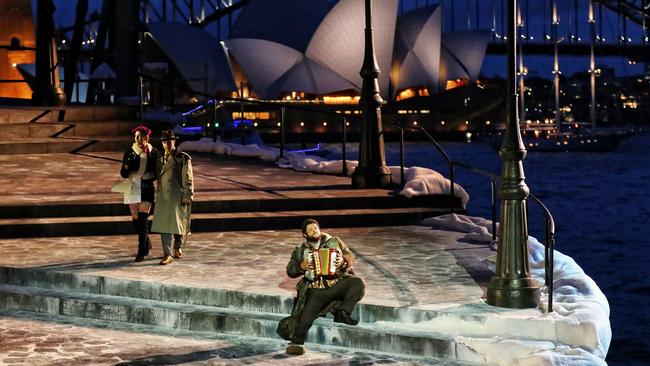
[280,107,285,158]
[518,50,526,127]
[486,0,540,309]
[64,0,88,103]
[400,127,405,186]
[589,0,597,128]
[342,117,348,175]
[239,81,245,144]
[352,0,392,188]
[552,0,560,129]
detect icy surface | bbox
[179,138,469,205]
[410,213,612,366]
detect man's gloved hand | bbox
[300,260,315,271]
[181,197,192,205]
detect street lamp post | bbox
[352,0,392,189]
[486,0,540,309]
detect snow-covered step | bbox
[0,309,482,366]
[0,283,484,363]
[0,265,598,356]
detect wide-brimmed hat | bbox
[160,129,179,141]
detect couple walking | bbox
[119,126,193,265]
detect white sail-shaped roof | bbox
[268,58,358,97]
[392,5,442,95]
[147,22,236,97]
[226,0,398,100]
[224,38,303,99]
[439,30,491,90]
[230,0,330,53]
[306,0,398,99]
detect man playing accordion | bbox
[277,219,366,354]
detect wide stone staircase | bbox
[0,266,488,364]
[0,192,461,238]
[0,105,170,155]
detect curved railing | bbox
[389,122,557,313]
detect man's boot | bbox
[334,309,358,325]
[285,343,306,355]
[144,219,152,256]
[173,234,184,258]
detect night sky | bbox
[39,0,647,78]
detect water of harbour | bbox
[322,132,650,366]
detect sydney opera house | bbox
[139,0,496,136]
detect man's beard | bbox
[306,236,320,247]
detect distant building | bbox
[0,0,35,99]
[148,0,490,103]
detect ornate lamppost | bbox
[486,0,540,308]
[352,0,392,189]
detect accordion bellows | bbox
[312,248,338,276]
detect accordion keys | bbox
[312,248,338,276]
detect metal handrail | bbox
[391,123,556,312]
[529,193,556,312]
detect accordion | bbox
[311,248,338,276]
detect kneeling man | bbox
[277,219,365,354]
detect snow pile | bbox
[179,138,469,205]
[180,138,278,162]
[390,213,611,366]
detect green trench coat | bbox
[276,233,357,341]
[151,149,193,235]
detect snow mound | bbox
[180,138,469,206]
[415,213,611,365]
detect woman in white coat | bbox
[120,126,160,262]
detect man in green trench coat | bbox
[151,130,194,265]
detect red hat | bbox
[131,125,151,136]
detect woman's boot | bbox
[135,212,150,262]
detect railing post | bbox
[139,74,144,123]
[549,231,555,312]
[449,163,455,213]
[400,126,405,186]
[280,106,285,158]
[342,117,348,175]
[491,179,497,244]
[545,218,550,286]
[212,101,218,142]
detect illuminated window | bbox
[231,112,272,120]
[396,88,416,101]
[445,78,468,91]
[322,96,360,104]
